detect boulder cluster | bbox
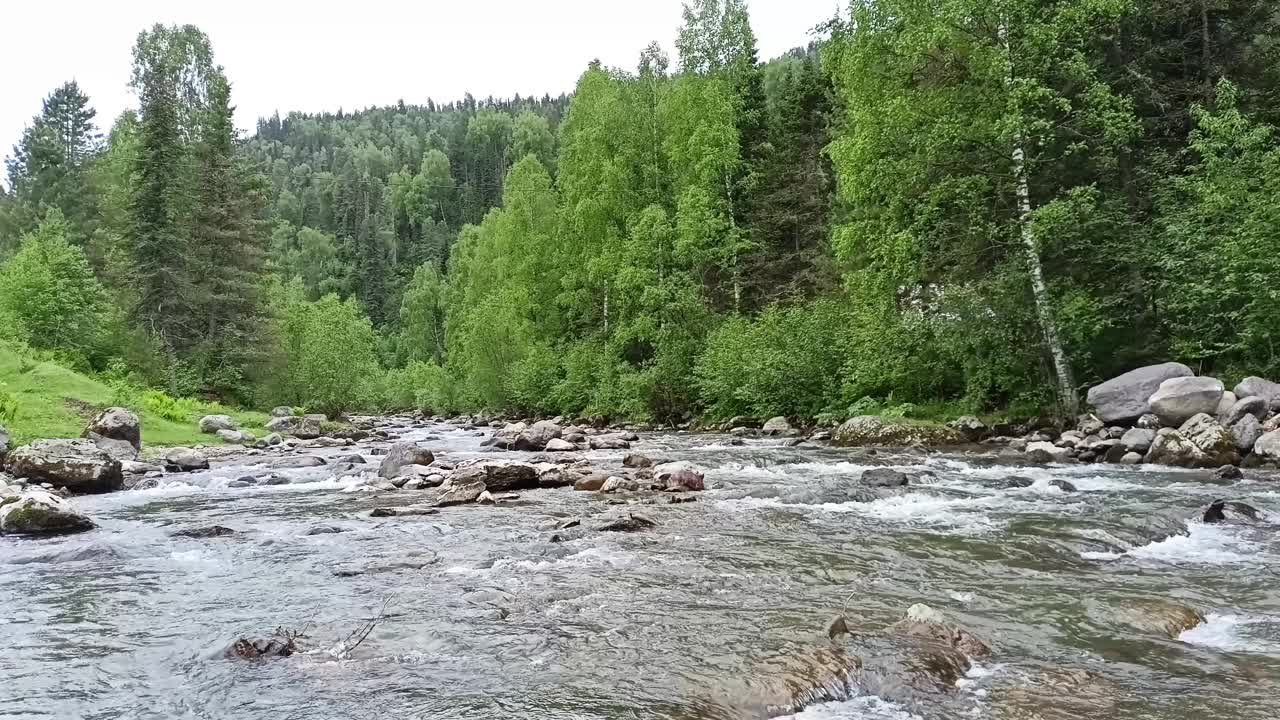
[996,363,1280,469]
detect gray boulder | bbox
[5,439,123,493]
[544,438,577,452]
[1076,414,1105,436]
[1255,430,1280,461]
[447,459,539,492]
[1026,441,1070,464]
[82,407,141,452]
[0,489,95,535]
[514,420,562,451]
[1136,413,1161,429]
[949,415,987,441]
[270,406,294,417]
[269,455,326,469]
[1233,377,1280,410]
[1086,362,1194,423]
[1144,429,1209,468]
[588,434,631,450]
[861,468,910,487]
[253,432,283,449]
[1222,396,1269,427]
[198,415,238,434]
[1216,391,1238,418]
[1177,414,1239,467]
[1120,427,1156,453]
[600,476,641,493]
[833,416,963,446]
[1149,377,1224,427]
[762,416,793,436]
[92,437,140,461]
[1120,451,1143,465]
[434,479,486,506]
[1230,415,1263,453]
[216,429,253,445]
[164,448,209,472]
[378,442,435,479]
[264,415,322,439]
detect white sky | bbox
[0,0,843,163]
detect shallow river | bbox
[2,419,1279,719]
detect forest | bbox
[2,0,1279,425]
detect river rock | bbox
[269,455,326,469]
[1086,362,1194,423]
[1233,376,1280,410]
[82,407,141,452]
[588,433,631,450]
[1230,415,1263,453]
[600,476,641,493]
[887,603,991,689]
[948,415,987,441]
[833,415,962,447]
[861,468,909,487]
[598,513,656,532]
[1212,465,1244,480]
[653,461,706,491]
[253,432,283,449]
[216,429,248,444]
[0,489,95,535]
[1215,391,1238,419]
[264,415,322,439]
[1026,441,1070,464]
[1144,429,1204,468]
[448,459,539,492]
[1222,396,1269,427]
[1136,413,1161,429]
[1149,377,1224,427]
[433,479,486,506]
[514,420,562,451]
[164,447,209,472]
[1176,414,1239,467]
[1077,414,1105,436]
[5,439,124,494]
[1120,451,1143,464]
[1116,599,1204,638]
[377,441,435,479]
[172,525,236,538]
[544,438,576,452]
[1203,499,1262,524]
[622,453,653,468]
[270,405,293,417]
[573,473,609,491]
[762,416,793,436]
[1254,430,1280,460]
[198,414,238,434]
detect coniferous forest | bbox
[3,0,1279,424]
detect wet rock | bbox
[1048,478,1077,492]
[1085,362,1193,423]
[653,461,706,491]
[377,441,435,479]
[304,524,347,535]
[809,430,832,442]
[1102,443,1129,464]
[1055,430,1084,449]
[762,416,793,436]
[1026,441,1070,464]
[1233,376,1280,410]
[0,489,95,535]
[622,452,653,468]
[172,525,236,538]
[262,474,291,486]
[833,416,962,447]
[121,460,163,476]
[997,476,1035,489]
[536,466,576,489]
[1203,498,1262,524]
[369,505,440,517]
[574,473,609,491]
[164,447,209,472]
[82,407,141,452]
[269,455,326,469]
[228,635,297,659]
[588,434,631,450]
[861,468,909,487]
[888,603,991,689]
[433,479,487,506]
[948,415,987,441]
[337,454,366,464]
[6,439,124,493]
[991,668,1118,720]
[599,476,641,493]
[448,459,539,492]
[598,513,656,532]
[1213,465,1244,481]
[402,472,446,490]
[1149,376,1224,427]
[1118,599,1205,638]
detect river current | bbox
[2,419,1278,719]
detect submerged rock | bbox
[1202,499,1262,524]
[369,506,440,517]
[622,452,653,468]
[172,525,236,538]
[0,489,95,535]
[6,439,124,493]
[598,513,657,532]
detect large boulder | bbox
[832,416,962,447]
[514,420,562,451]
[1222,396,1269,427]
[198,415,238,434]
[1176,414,1239,467]
[1026,441,1071,464]
[1230,415,1263,453]
[1215,391,1238,418]
[264,415,321,439]
[761,416,793,436]
[1144,426,1228,469]
[433,479,487,506]
[1255,430,1280,461]
[1148,377,1224,427]
[270,406,294,418]
[1086,362,1194,423]
[164,447,209,472]
[949,415,988,441]
[1119,427,1156,453]
[1233,377,1280,410]
[653,461,705,491]
[447,459,539,492]
[0,489,95,535]
[588,433,631,450]
[5,439,123,493]
[82,407,141,452]
[378,442,435,479]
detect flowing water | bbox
[2,419,1279,719]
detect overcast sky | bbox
[1,0,843,162]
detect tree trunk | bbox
[1002,22,1078,417]
[1200,2,1213,102]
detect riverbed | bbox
[2,419,1278,719]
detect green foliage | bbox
[140,389,200,423]
[269,284,382,417]
[381,361,457,414]
[0,385,18,427]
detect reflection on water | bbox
[1,419,1279,719]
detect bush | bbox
[381,361,457,414]
[141,389,200,423]
[0,386,18,427]
[267,287,383,417]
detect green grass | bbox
[0,343,268,448]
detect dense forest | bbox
[2,0,1279,424]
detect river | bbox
[2,418,1278,719]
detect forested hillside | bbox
[2,0,1279,427]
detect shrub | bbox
[142,389,200,423]
[0,386,18,427]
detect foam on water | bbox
[776,696,922,720]
[1179,612,1280,654]
[1081,521,1261,564]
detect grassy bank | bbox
[0,343,268,448]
